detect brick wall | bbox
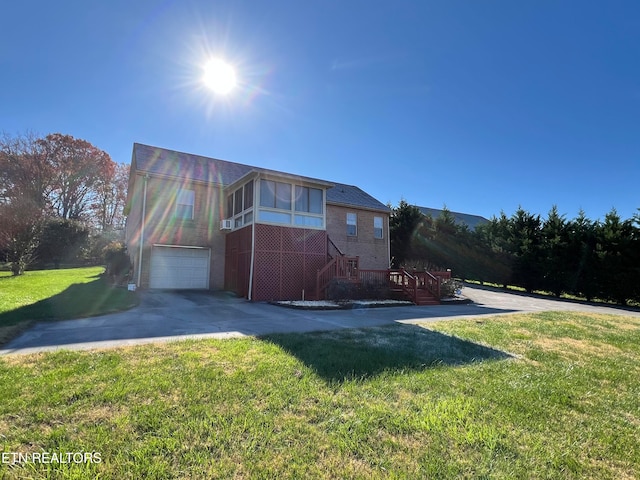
[326,204,390,270]
[125,174,226,289]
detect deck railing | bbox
[316,263,449,303]
[388,269,418,303]
[315,256,359,300]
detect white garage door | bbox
[150,246,210,289]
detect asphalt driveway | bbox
[2,285,638,355]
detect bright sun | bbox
[203,59,237,95]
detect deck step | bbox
[390,288,440,305]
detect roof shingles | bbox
[133,143,388,212]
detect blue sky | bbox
[2,1,639,222]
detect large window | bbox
[234,189,243,215]
[243,180,254,209]
[226,180,255,229]
[260,180,291,210]
[347,213,357,236]
[257,179,325,228]
[176,189,195,220]
[295,186,323,214]
[226,194,233,219]
[374,216,383,239]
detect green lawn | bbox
[0,267,137,344]
[1,311,638,479]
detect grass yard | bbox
[0,267,138,345]
[0,311,638,479]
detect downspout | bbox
[248,216,256,300]
[247,178,257,300]
[137,174,148,287]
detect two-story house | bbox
[124,143,390,301]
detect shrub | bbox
[103,242,131,284]
[440,278,463,299]
[326,278,390,301]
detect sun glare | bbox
[203,59,237,95]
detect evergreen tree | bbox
[540,206,569,296]
[508,207,543,292]
[566,210,599,301]
[389,200,423,267]
[599,208,635,304]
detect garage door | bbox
[150,246,210,289]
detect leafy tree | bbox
[0,132,51,275]
[0,131,121,273]
[0,131,53,208]
[0,197,44,275]
[40,133,115,220]
[91,162,129,231]
[34,218,91,268]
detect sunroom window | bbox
[257,179,325,229]
[226,179,254,229]
[294,186,323,214]
[260,180,291,210]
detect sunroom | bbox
[221,170,334,232]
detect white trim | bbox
[152,244,207,249]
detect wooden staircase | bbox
[388,269,442,306]
[413,289,440,306]
[314,237,448,306]
[389,283,440,305]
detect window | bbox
[257,179,325,228]
[260,179,291,210]
[234,189,243,215]
[226,180,255,228]
[243,180,254,209]
[294,215,323,227]
[347,213,357,236]
[374,216,383,239]
[176,189,195,219]
[226,194,233,219]
[295,186,323,214]
[258,210,292,224]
